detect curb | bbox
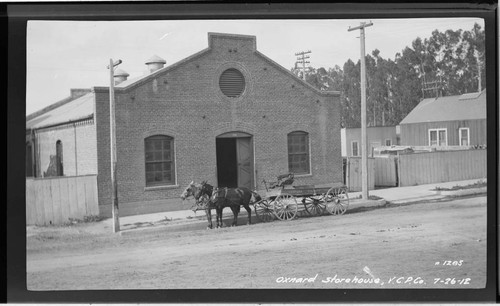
[120,213,260,236]
[349,198,386,209]
[388,195,444,205]
[120,199,386,236]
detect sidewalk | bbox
[105,178,486,235]
[356,178,486,204]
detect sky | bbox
[26,18,484,115]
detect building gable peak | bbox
[208,32,257,52]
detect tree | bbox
[289,23,485,127]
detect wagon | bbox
[253,173,350,222]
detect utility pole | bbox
[423,77,443,98]
[295,50,311,81]
[107,58,122,233]
[474,49,482,92]
[349,21,373,200]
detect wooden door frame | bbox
[216,131,254,189]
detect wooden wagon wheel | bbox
[273,193,298,221]
[254,199,275,222]
[302,196,326,216]
[324,187,349,215]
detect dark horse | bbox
[180,181,216,229]
[210,187,261,228]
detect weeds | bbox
[67,215,104,224]
[433,179,487,191]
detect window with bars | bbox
[219,68,245,98]
[287,131,310,174]
[144,135,175,186]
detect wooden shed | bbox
[399,90,486,147]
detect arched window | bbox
[56,140,63,176]
[287,131,310,174]
[145,135,175,186]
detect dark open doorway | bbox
[216,132,254,189]
[216,138,238,188]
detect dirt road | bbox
[27,196,487,290]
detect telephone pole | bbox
[349,21,373,200]
[474,49,482,92]
[295,50,311,81]
[107,58,122,233]
[422,76,443,98]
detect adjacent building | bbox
[26,32,343,217]
[399,90,486,147]
[341,126,399,157]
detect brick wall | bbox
[34,121,97,177]
[95,33,342,217]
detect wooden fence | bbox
[26,175,99,225]
[397,149,486,186]
[347,149,486,190]
[373,156,398,187]
[346,157,375,191]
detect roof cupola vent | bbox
[145,55,166,73]
[113,68,130,85]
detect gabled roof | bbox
[114,32,339,97]
[113,47,211,89]
[26,92,94,130]
[28,33,341,131]
[400,90,486,125]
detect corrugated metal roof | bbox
[26,92,94,129]
[400,90,486,124]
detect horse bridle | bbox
[192,182,213,211]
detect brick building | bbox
[26,32,342,217]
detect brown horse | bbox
[180,181,216,229]
[210,187,261,228]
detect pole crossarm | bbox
[348,21,373,32]
[107,59,122,69]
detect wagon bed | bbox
[253,177,349,222]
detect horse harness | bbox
[213,187,245,207]
[190,184,249,211]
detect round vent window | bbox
[219,68,246,98]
